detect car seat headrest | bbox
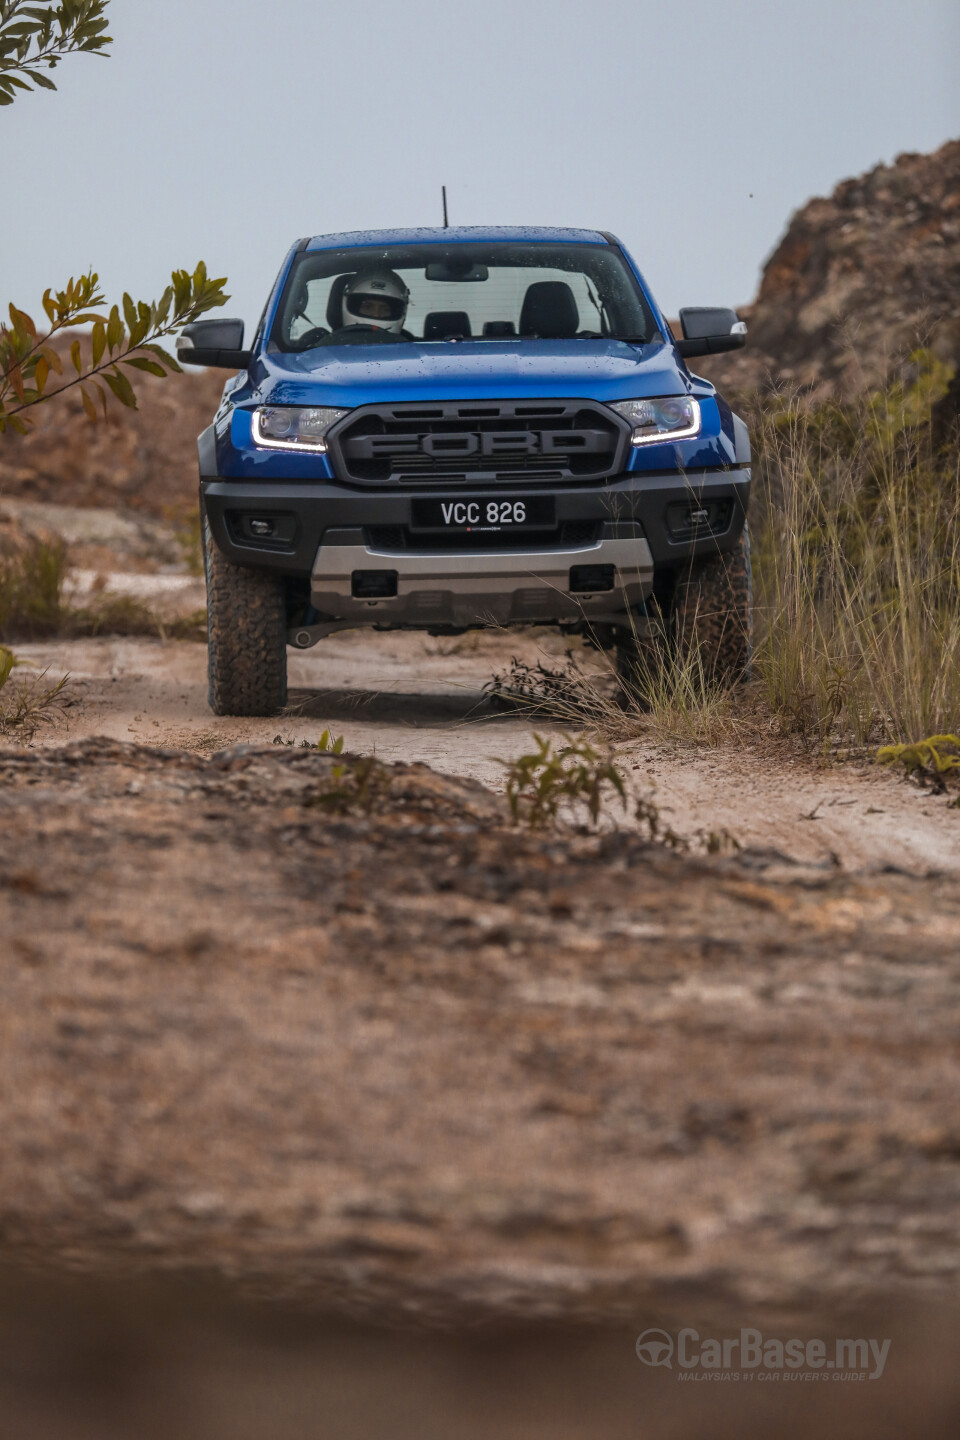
[423,310,472,340]
[519,281,579,339]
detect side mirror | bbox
[176,318,251,369]
[675,307,747,358]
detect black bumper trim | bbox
[200,468,751,576]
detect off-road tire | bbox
[202,511,288,716]
[615,524,753,694]
[673,523,753,684]
[614,617,670,702]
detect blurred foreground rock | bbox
[2,739,959,1330]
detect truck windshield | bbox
[271,242,660,351]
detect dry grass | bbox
[0,644,69,743]
[0,534,65,637]
[486,350,959,758]
[749,349,960,749]
[0,535,205,642]
[485,633,749,749]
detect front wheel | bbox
[615,524,753,694]
[202,510,288,716]
[673,523,753,684]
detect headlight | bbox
[609,396,701,446]
[252,405,348,452]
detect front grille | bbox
[365,520,600,553]
[328,400,628,487]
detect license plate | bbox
[410,496,555,531]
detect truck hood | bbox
[250,339,692,408]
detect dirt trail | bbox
[3,738,960,1329]
[16,625,960,875]
[5,516,960,1436]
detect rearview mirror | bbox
[424,260,489,282]
[176,318,251,368]
[675,307,747,358]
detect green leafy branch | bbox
[0,261,228,432]
[0,0,110,103]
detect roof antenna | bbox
[441,184,449,229]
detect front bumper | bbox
[200,467,751,580]
[303,521,653,632]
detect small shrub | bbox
[0,535,66,639]
[305,754,389,816]
[272,729,346,752]
[634,793,689,850]
[0,651,69,743]
[0,535,205,641]
[635,790,740,854]
[499,732,626,829]
[486,654,602,718]
[877,734,960,791]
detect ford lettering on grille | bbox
[345,430,611,460]
[328,399,629,486]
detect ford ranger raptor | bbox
[180,227,751,716]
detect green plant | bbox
[634,793,688,850]
[0,1,109,105]
[499,732,626,829]
[0,641,22,688]
[0,263,228,434]
[877,734,960,791]
[316,729,345,753]
[305,754,389,816]
[273,729,345,752]
[0,2,227,436]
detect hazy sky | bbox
[3,0,958,329]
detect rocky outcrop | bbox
[698,138,960,397]
[0,357,223,515]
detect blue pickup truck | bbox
[180,227,751,716]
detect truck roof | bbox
[303,226,613,251]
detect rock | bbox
[696,139,960,397]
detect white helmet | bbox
[342,268,409,334]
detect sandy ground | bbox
[2,738,960,1437]
[15,622,960,875]
[4,514,960,1437]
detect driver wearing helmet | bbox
[341,268,410,337]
